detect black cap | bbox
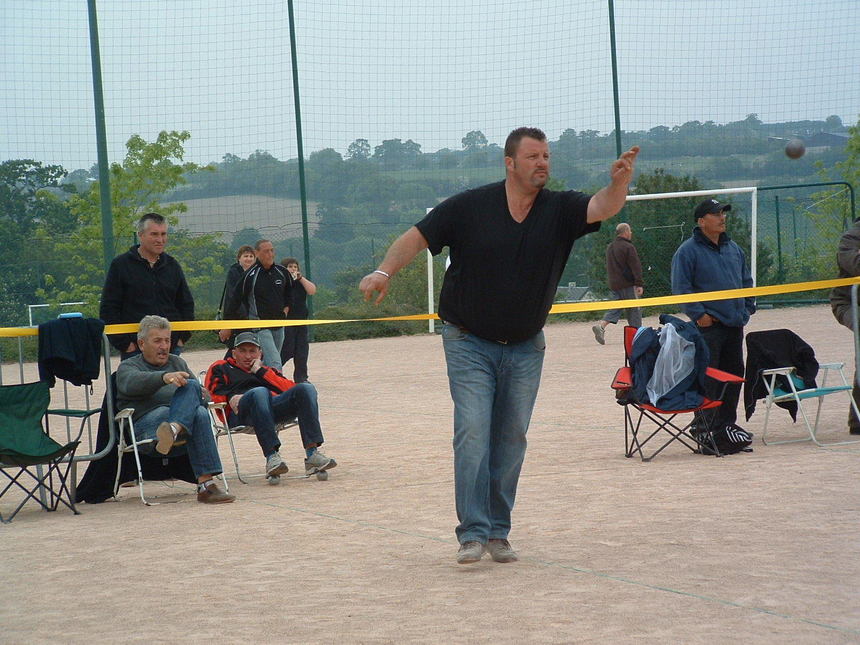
[694,198,732,221]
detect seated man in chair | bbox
[116,315,235,504]
[204,331,337,480]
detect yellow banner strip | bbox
[2,276,858,338]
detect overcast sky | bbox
[2,0,858,171]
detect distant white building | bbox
[555,282,594,302]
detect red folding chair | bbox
[611,325,745,461]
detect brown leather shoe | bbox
[155,422,187,455]
[197,482,236,504]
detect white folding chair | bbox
[206,401,303,483]
[760,363,860,447]
[114,407,229,505]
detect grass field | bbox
[165,194,319,243]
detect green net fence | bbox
[2,0,859,350]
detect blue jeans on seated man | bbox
[256,327,285,371]
[133,379,223,479]
[233,384,325,457]
[441,323,546,545]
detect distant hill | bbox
[165,194,319,243]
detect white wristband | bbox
[373,269,391,279]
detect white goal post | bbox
[625,187,759,284]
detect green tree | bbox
[802,115,860,282]
[346,138,371,161]
[461,130,488,150]
[373,138,422,170]
[0,160,75,324]
[232,227,263,249]
[313,236,446,341]
[581,169,703,298]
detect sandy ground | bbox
[2,305,860,644]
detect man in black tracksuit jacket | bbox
[100,213,194,359]
[219,239,292,370]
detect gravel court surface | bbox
[2,304,860,644]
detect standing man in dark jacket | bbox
[592,222,643,344]
[100,212,195,360]
[671,198,755,429]
[219,239,292,370]
[829,219,860,434]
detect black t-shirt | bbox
[416,181,597,343]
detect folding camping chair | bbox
[113,404,230,505]
[206,401,305,483]
[0,381,86,523]
[611,325,745,461]
[745,329,860,447]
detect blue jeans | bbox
[442,323,546,544]
[234,384,325,457]
[133,380,222,479]
[602,286,642,327]
[256,328,285,371]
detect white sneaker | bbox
[265,452,289,477]
[304,449,336,474]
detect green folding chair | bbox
[0,381,83,523]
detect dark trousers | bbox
[280,325,310,382]
[832,304,860,431]
[851,380,860,432]
[697,323,744,428]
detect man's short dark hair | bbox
[504,127,547,158]
[137,212,166,234]
[281,257,299,267]
[254,239,272,251]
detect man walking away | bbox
[593,222,644,344]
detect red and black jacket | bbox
[204,357,296,407]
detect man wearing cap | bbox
[671,198,755,430]
[204,331,337,480]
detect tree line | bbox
[1,114,857,348]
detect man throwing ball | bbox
[360,127,638,564]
